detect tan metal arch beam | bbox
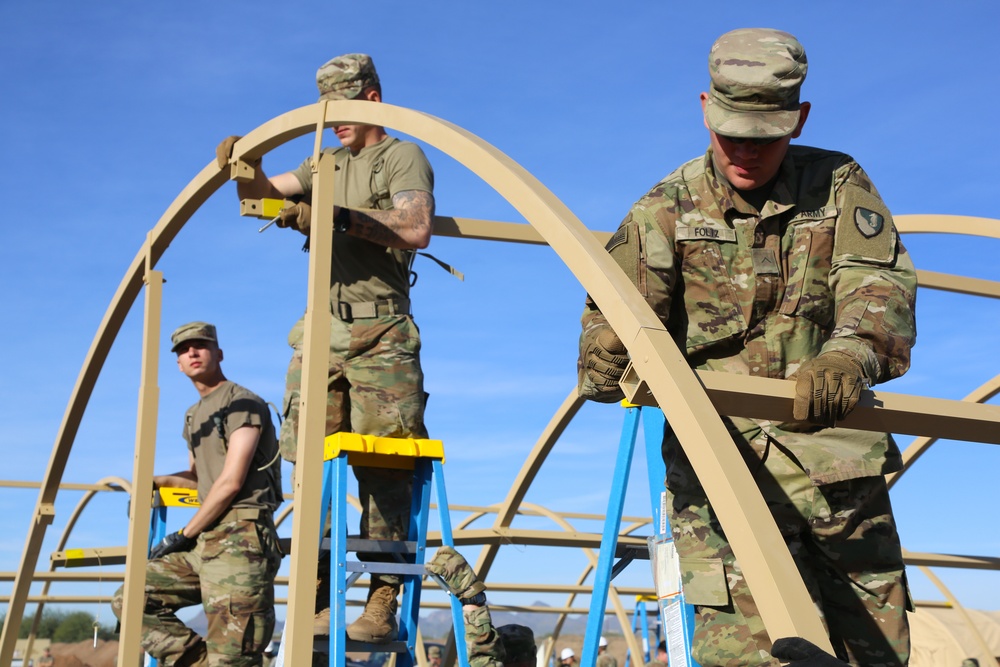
[894,214,1000,238]
[21,476,131,662]
[887,373,1000,490]
[2,99,829,663]
[895,214,1000,297]
[474,389,584,579]
[507,502,645,667]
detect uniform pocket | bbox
[678,240,746,354]
[678,556,729,606]
[781,213,837,326]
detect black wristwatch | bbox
[334,207,351,233]
[459,591,487,606]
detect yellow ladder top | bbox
[323,432,445,469]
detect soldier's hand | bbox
[425,546,486,600]
[771,637,850,666]
[582,329,629,396]
[215,135,242,170]
[277,201,311,233]
[792,352,866,426]
[149,529,196,560]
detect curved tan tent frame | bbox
[18,476,131,663]
[2,100,999,667]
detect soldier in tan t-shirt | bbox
[216,53,435,644]
[112,322,283,667]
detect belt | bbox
[215,507,271,525]
[335,297,411,321]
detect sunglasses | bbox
[719,134,783,146]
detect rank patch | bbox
[854,207,884,238]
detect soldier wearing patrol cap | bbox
[216,53,435,644]
[112,322,283,667]
[578,29,915,667]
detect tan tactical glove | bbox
[277,201,311,233]
[579,328,629,403]
[425,546,486,600]
[215,135,241,170]
[792,352,866,427]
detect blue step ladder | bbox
[146,487,201,667]
[314,432,470,667]
[580,405,698,667]
[624,595,660,667]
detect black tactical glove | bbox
[579,328,629,403]
[149,529,196,560]
[215,135,241,170]
[277,201,311,233]
[792,352,866,426]
[771,637,850,666]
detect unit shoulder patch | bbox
[854,207,884,238]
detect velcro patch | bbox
[676,226,737,243]
[833,187,895,264]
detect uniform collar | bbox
[703,149,798,219]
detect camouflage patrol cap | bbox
[498,625,536,665]
[705,28,808,138]
[426,646,443,658]
[316,53,380,101]
[170,321,218,352]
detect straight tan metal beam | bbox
[621,367,1000,444]
[115,253,161,667]
[0,481,129,492]
[431,218,1000,300]
[902,552,1000,571]
[282,128,334,667]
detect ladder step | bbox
[313,639,411,654]
[346,562,427,576]
[338,537,421,555]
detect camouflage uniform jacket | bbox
[582,146,917,485]
[463,605,506,667]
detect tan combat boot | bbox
[346,579,399,643]
[314,553,332,637]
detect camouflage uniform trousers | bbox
[280,314,427,588]
[112,513,283,667]
[665,435,909,667]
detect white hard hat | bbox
[560,648,576,660]
[599,636,608,648]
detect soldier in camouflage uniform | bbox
[112,322,283,667]
[425,547,537,667]
[217,53,435,643]
[578,29,916,667]
[597,637,617,667]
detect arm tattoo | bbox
[349,190,435,249]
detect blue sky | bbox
[2,0,999,631]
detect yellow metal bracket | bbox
[240,198,287,219]
[323,432,445,470]
[155,487,200,508]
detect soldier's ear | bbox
[791,101,811,139]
